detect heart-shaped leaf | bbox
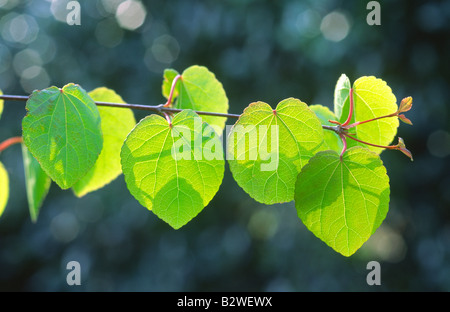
[72,87,136,197]
[21,144,51,222]
[162,65,229,135]
[295,147,390,257]
[22,83,103,189]
[121,109,225,229]
[227,98,325,205]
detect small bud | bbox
[328,119,341,125]
[396,137,413,161]
[398,97,413,113]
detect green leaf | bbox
[227,98,325,205]
[21,144,51,222]
[310,104,343,153]
[334,74,351,120]
[121,109,225,229]
[22,83,103,189]
[162,68,180,99]
[72,87,136,197]
[162,65,229,135]
[295,147,390,257]
[0,161,8,218]
[336,76,399,154]
[0,89,4,120]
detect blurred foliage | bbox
[0,0,449,291]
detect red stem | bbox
[343,133,395,150]
[163,112,172,128]
[0,136,23,153]
[342,88,354,127]
[164,74,182,108]
[339,134,347,159]
[345,111,398,129]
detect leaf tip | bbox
[398,114,413,125]
[396,137,413,161]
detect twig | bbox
[0,94,341,131]
[0,94,241,119]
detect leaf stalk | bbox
[0,136,23,153]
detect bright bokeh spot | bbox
[13,48,42,76]
[50,0,72,23]
[0,13,39,44]
[320,11,350,42]
[12,48,50,93]
[115,0,147,31]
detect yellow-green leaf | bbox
[162,68,180,100]
[310,104,343,153]
[334,74,351,120]
[336,76,399,154]
[295,147,390,257]
[162,65,229,135]
[121,110,224,229]
[227,98,325,204]
[72,87,136,197]
[0,161,8,218]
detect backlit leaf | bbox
[121,109,225,229]
[295,147,390,257]
[72,87,136,197]
[0,161,8,218]
[335,76,399,154]
[310,104,343,153]
[227,98,325,205]
[162,65,229,135]
[334,74,351,120]
[22,83,103,189]
[21,144,51,222]
[162,68,180,100]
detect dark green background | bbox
[0,0,449,291]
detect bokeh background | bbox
[0,0,449,291]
